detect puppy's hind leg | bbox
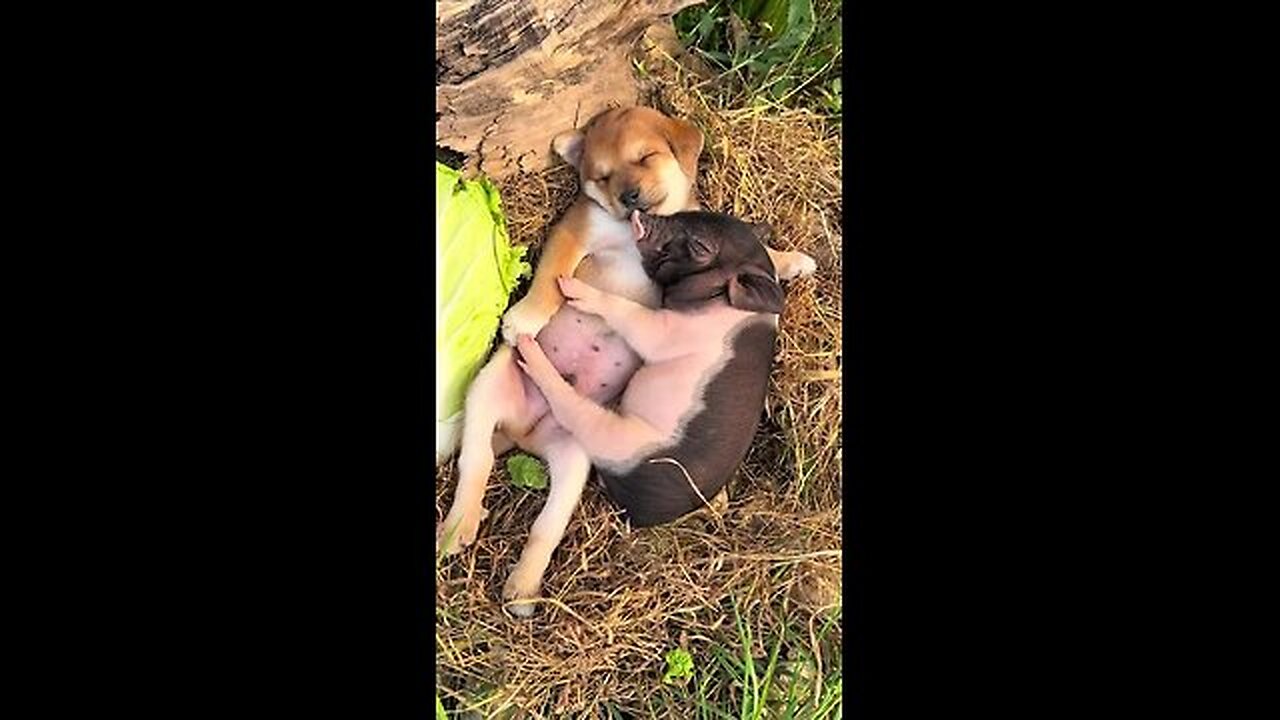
[503,432,591,617]
[438,346,526,556]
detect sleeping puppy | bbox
[514,210,786,526]
[440,107,816,614]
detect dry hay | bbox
[436,38,843,719]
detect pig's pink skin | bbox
[538,306,641,399]
[516,305,642,419]
[528,301,767,467]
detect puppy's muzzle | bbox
[620,187,645,211]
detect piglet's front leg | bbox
[515,334,663,466]
[555,276,689,364]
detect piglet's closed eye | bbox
[727,272,785,315]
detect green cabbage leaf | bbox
[435,162,530,463]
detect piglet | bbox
[515,210,786,526]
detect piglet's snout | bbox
[632,211,664,265]
[629,210,647,241]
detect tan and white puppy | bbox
[501,107,814,342]
[438,107,814,616]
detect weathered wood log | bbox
[436,0,702,179]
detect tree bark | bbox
[436,0,702,179]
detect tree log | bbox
[436,0,702,179]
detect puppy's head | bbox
[631,210,784,315]
[552,107,704,220]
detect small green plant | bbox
[662,647,696,685]
[506,453,548,490]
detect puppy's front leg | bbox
[501,223,589,345]
[515,335,664,465]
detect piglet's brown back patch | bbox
[599,318,776,526]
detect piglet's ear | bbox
[749,222,773,244]
[552,130,585,169]
[727,272,784,315]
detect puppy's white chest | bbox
[577,207,660,307]
[582,207,633,253]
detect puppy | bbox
[514,210,787,526]
[439,108,815,614]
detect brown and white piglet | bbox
[515,210,786,526]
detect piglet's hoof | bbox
[501,571,542,618]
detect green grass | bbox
[673,0,842,119]
[437,596,842,718]
[646,597,843,719]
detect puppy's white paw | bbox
[436,505,489,556]
[501,298,552,346]
[778,251,818,280]
[502,567,543,618]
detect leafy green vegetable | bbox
[662,647,695,685]
[435,162,530,463]
[506,453,548,490]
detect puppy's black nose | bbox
[620,188,641,209]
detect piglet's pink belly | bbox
[519,306,642,418]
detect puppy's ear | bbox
[552,130,585,168]
[727,272,784,315]
[662,117,705,178]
